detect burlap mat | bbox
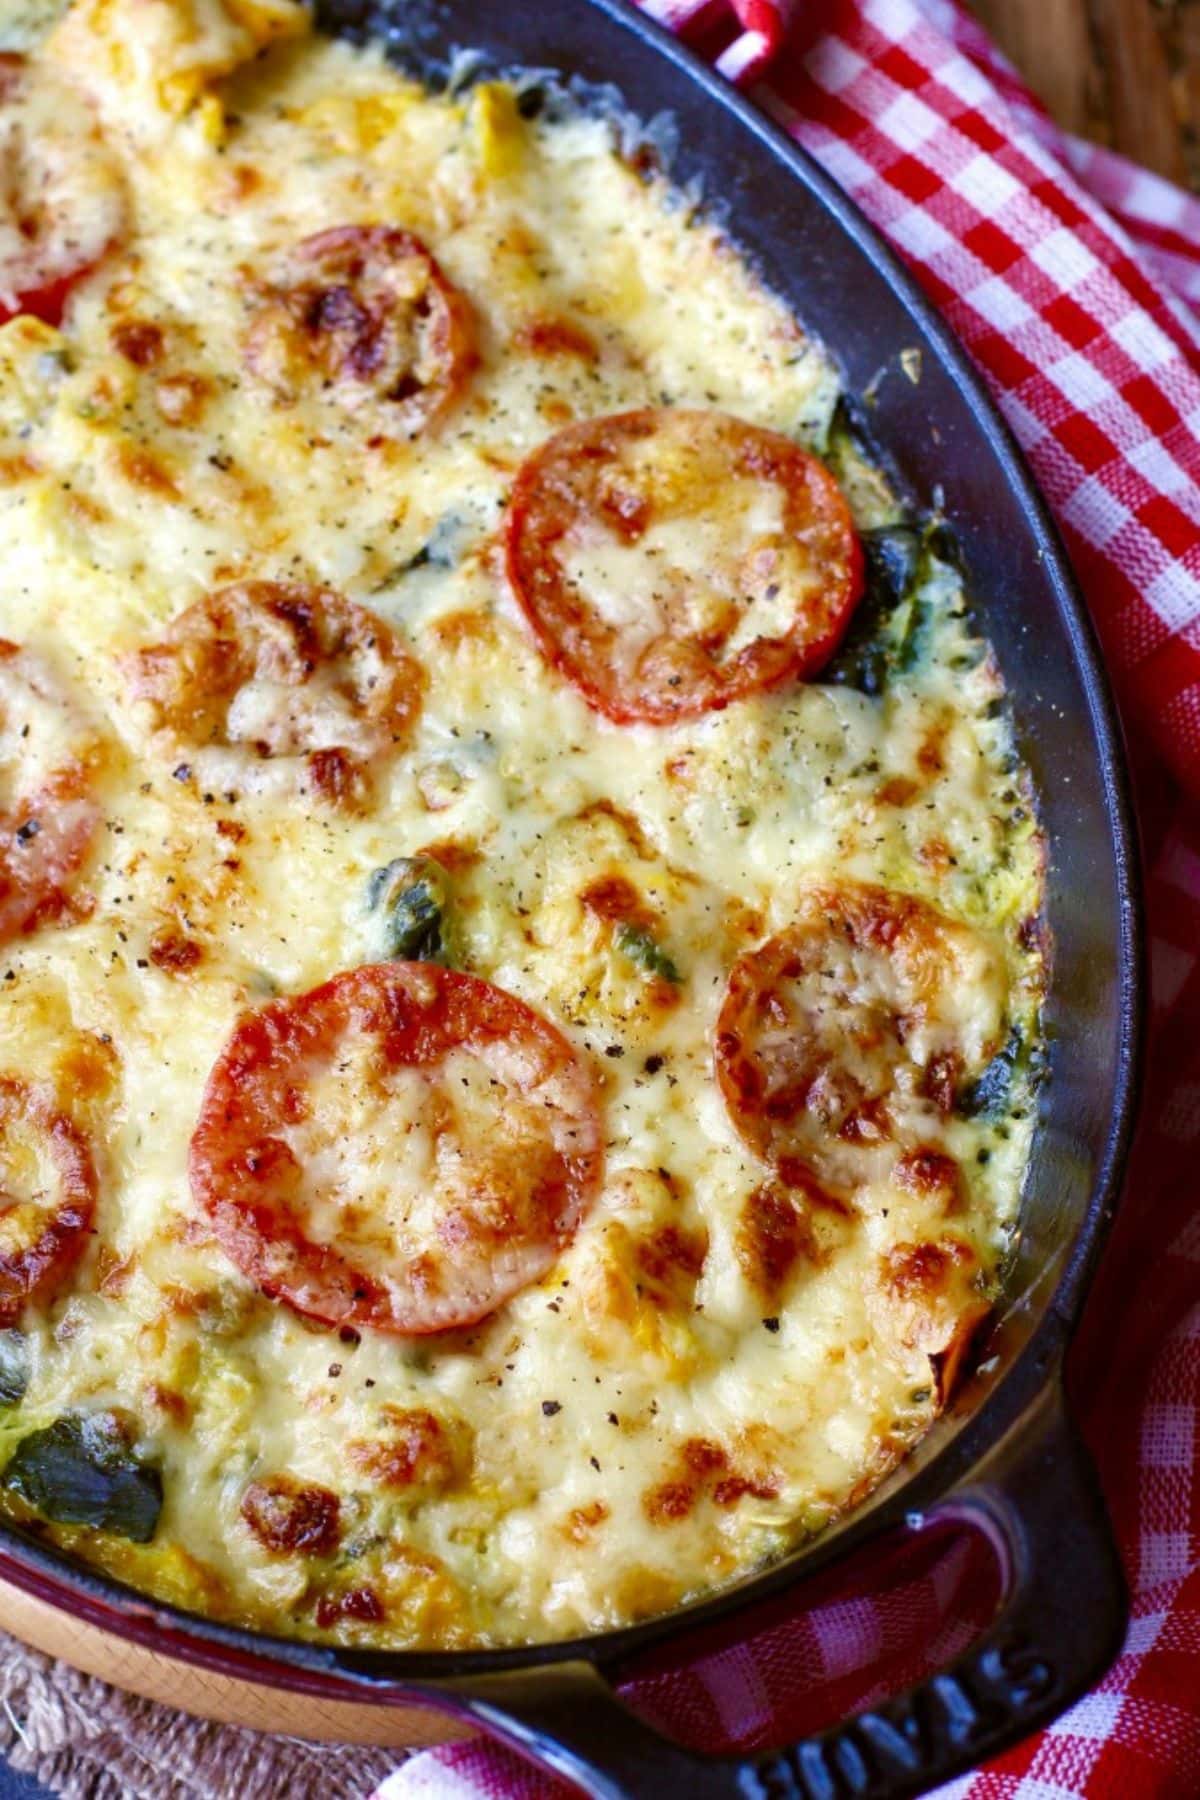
[0,1632,404,1799]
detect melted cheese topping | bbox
[0,54,124,313]
[0,0,1045,1648]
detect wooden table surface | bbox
[969,0,1200,191]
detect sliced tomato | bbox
[714,883,1005,1185]
[874,1237,992,1405]
[0,56,124,327]
[505,408,862,724]
[243,225,477,434]
[125,581,425,808]
[0,768,96,944]
[0,642,99,946]
[189,963,603,1336]
[0,1078,97,1325]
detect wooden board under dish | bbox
[0,1578,466,1747]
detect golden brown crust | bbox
[715,881,1005,1187]
[125,581,425,808]
[0,1077,97,1326]
[241,1475,342,1555]
[243,226,477,436]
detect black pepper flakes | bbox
[762,1317,781,1333]
[541,1400,562,1417]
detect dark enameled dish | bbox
[0,5,1143,1795]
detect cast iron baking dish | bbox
[0,3,1144,1795]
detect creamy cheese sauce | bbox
[0,0,1045,1647]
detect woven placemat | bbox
[0,1633,402,1799]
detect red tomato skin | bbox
[505,408,864,726]
[0,271,81,330]
[189,963,604,1338]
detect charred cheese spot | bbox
[643,1478,694,1525]
[153,371,212,428]
[892,1146,963,1213]
[644,1433,781,1525]
[346,1406,467,1493]
[636,1221,708,1300]
[147,928,204,974]
[110,321,165,368]
[734,1181,823,1301]
[313,1541,473,1645]
[115,441,181,500]
[146,1381,191,1424]
[314,1584,382,1629]
[241,1475,341,1555]
[512,314,599,362]
[561,1500,609,1544]
[95,1244,134,1296]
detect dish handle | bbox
[407,1375,1127,1798]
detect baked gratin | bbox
[0,0,1045,1648]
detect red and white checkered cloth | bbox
[372,2,1200,1793]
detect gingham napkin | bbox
[373,3,1200,1794]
